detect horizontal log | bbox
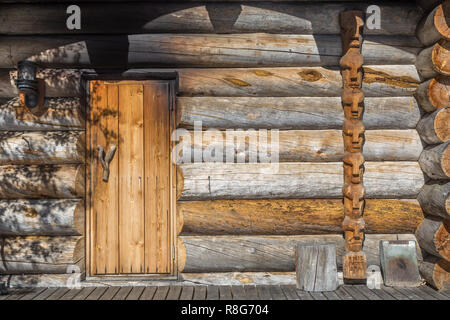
[0,199,84,236]
[178,234,419,272]
[0,97,84,130]
[178,199,424,235]
[0,66,420,98]
[420,256,450,291]
[416,218,450,261]
[416,41,450,79]
[0,3,420,36]
[0,273,77,288]
[1,34,420,69]
[0,236,84,274]
[181,272,296,286]
[0,164,85,199]
[176,129,422,162]
[417,2,450,46]
[417,0,443,12]
[179,162,425,200]
[0,131,85,164]
[415,76,450,112]
[417,107,450,145]
[177,96,420,130]
[419,142,450,179]
[418,182,450,220]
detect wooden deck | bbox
[0,285,449,300]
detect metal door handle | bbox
[98,143,117,182]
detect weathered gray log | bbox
[0,273,77,288]
[417,106,450,145]
[420,255,450,291]
[1,66,420,98]
[2,34,420,68]
[417,0,443,12]
[0,199,84,236]
[416,218,450,260]
[0,131,85,164]
[181,272,296,286]
[178,234,418,272]
[176,129,422,163]
[416,41,450,79]
[0,3,421,35]
[0,164,85,199]
[296,243,338,292]
[418,182,450,220]
[415,76,450,112]
[179,162,425,200]
[177,96,420,130]
[178,199,424,235]
[419,142,450,179]
[416,2,450,46]
[0,236,84,274]
[0,97,84,130]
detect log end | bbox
[432,40,450,76]
[434,3,450,40]
[435,220,450,261]
[435,107,450,143]
[429,76,450,111]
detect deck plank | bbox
[33,288,59,300]
[139,286,157,300]
[166,286,182,300]
[309,291,328,300]
[341,286,367,300]
[371,288,396,300]
[403,287,436,300]
[5,289,31,300]
[244,285,259,300]
[126,287,146,300]
[394,287,423,300]
[72,287,96,300]
[280,286,300,300]
[219,286,233,300]
[322,290,341,300]
[295,289,314,300]
[98,287,120,300]
[420,285,449,300]
[269,285,286,300]
[46,288,70,300]
[86,287,108,300]
[256,285,272,300]
[231,285,246,300]
[179,286,194,300]
[192,286,207,300]
[206,285,219,300]
[354,285,382,300]
[111,287,132,300]
[334,287,354,300]
[381,286,409,300]
[153,286,170,300]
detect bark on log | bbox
[178,234,418,272]
[0,273,77,288]
[0,131,85,164]
[416,2,450,46]
[415,76,450,112]
[178,199,424,235]
[416,40,450,79]
[0,199,84,236]
[0,67,420,98]
[178,162,425,200]
[1,34,421,69]
[418,182,450,219]
[0,236,84,274]
[0,164,85,199]
[417,107,450,145]
[420,255,450,291]
[0,98,84,131]
[417,0,443,12]
[419,142,450,179]
[416,218,450,260]
[176,129,422,162]
[0,3,421,36]
[177,96,420,130]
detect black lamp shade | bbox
[16,61,39,108]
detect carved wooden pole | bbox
[340,10,367,284]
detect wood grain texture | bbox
[417,107,450,145]
[0,131,85,164]
[178,199,424,235]
[416,2,450,46]
[416,218,450,260]
[178,162,424,200]
[0,3,421,35]
[420,256,450,291]
[0,236,84,274]
[1,34,420,69]
[419,142,450,179]
[0,199,84,236]
[178,234,418,272]
[416,40,450,79]
[415,76,450,112]
[177,96,420,130]
[418,182,450,220]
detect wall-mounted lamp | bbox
[16,61,39,108]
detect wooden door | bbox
[89,80,173,275]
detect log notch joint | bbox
[340,10,367,283]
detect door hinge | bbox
[172,245,175,260]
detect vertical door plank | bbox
[119,84,145,274]
[91,82,119,275]
[144,82,171,274]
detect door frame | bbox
[81,71,179,280]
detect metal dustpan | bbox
[379,240,421,287]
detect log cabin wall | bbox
[0,0,439,287]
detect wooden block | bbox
[380,240,421,287]
[295,243,338,292]
[343,252,367,284]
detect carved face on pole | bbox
[342,216,365,252]
[342,89,364,119]
[340,52,364,89]
[343,183,365,218]
[339,11,365,53]
[343,152,364,184]
[343,119,365,152]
